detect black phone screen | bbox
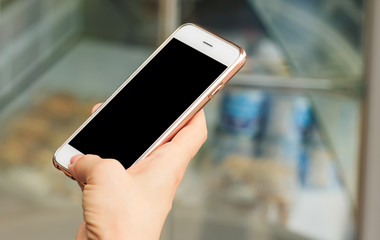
[69,38,227,168]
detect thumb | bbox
[68,154,124,185]
[68,154,102,185]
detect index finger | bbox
[91,103,103,114]
[170,110,208,156]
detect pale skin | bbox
[68,103,207,240]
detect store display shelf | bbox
[239,1,363,207]
[233,74,362,95]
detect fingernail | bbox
[70,154,83,165]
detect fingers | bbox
[146,110,207,183]
[171,110,208,155]
[91,103,103,114]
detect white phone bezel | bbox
[53,23,246,177]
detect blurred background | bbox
[0,0,379,239]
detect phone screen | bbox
[69,38,227,168]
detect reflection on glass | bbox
[250,0,363,78]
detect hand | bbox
[68,104,207,240]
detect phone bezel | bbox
[53,23,246,177]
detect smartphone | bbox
[53,23,246,178]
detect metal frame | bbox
[359,0,380,239]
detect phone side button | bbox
[210,84,223,98]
